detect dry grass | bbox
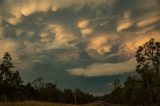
[0,101,126,106]
[0,101,95,106]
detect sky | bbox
[0,0,160,95]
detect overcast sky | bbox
[0,0,160,95]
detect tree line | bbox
[0,52,95,104]
[0,38,159,105]
[103,38,160,106]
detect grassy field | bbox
[0,101,92,106]
[0,101,126,106]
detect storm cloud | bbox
[0,0,159,94]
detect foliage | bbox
[0,52,95,104]
[104,38,160,106]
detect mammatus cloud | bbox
[22,23,78,54]
[21,24,79,63]
[86,34,118,55]
[78,20,93,37]
[120,32,160,54]
[78,20,90,29]
[43,24,78,49]
[67,32,160,77]
[0,0,159,79]
[80,28,93,37]
[67,58,136,77]
[86,35,111,55]
[0,0,160,95]
[0,0,117,25]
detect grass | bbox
[0,101,126,106]
[0,101,94,106]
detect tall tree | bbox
[114,79,120,89]
[0,52,23,101]
[0,52,22,86]
[135,38,160,104]
[0,52,14,82]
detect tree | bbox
[124,76,145,105]
[135,38,160,104]
[0,52,23,101]
[0,52,97,103]
[104,39,160,105]
[0,52,22,85]
[63,89,74,103]
[31,77,45,90]
[0,52,14,82]
[114,79,120,89]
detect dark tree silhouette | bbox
[0,52,22,86]
[114,79,120,89]
[0,52,95,103]
[104,38,160,105]
[0,52,23,101]
[31,77,45,90]
[0,52,14,82]
[135,38,160,104]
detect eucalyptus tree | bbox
[135,38,160,104]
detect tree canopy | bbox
[104,38,160,105]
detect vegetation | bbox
[0,38,159,106]
[0,101,126,106]
[0,53,95,104]
[0,101,92,106]
[104,38,160,106]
